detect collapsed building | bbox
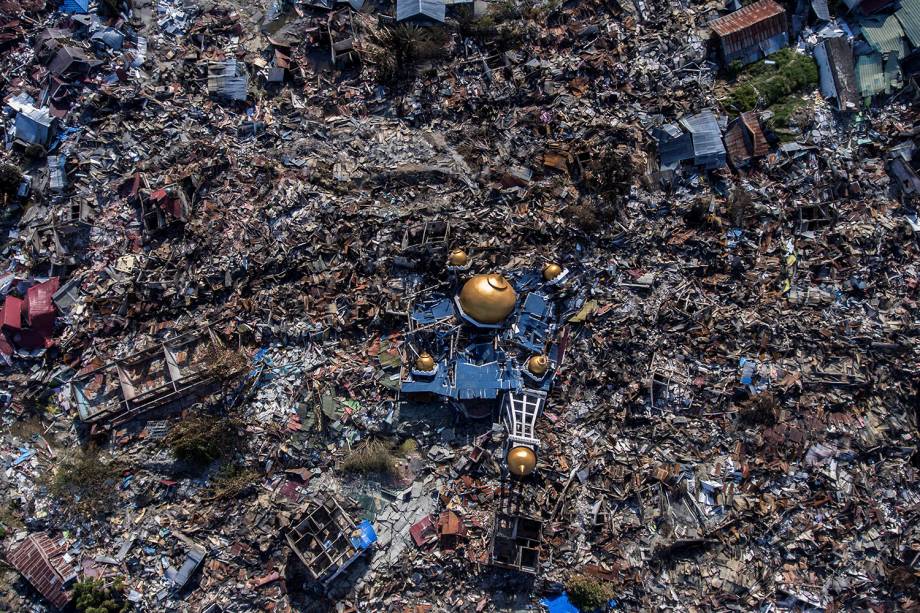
[286,496,377,585]
[69,323,242,427]
[0,0,917,608]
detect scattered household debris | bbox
[0,0,918,610]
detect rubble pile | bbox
[0,0,917,609]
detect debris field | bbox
[0,0,918,610]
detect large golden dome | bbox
[507,446,537,477]
[458,274,517,325]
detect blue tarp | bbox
[541,593,579,613]
[351,520,378,550]
[540,592,619,613]
[12,448,35,466]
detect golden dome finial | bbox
[447,249,469,267]
[414,352,436,372]
[527,354,549,376]
[458,273,517,325]
[543,262,563,281]
[507,446,536,477]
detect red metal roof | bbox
[25,277,59,333]
[2,295,23,330]
[410,514,437,547]
[724,112,770,167]
[8,533,75,609]
[711,0,785,37]
[741,112,770,157]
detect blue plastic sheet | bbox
[351,520,378,550]
[540,593,579,613]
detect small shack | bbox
[711,0,789,66]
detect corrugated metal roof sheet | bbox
[680,110,726,161]
[816,37,859,110]
[396,0,445,22]
[895,0,920,47]
[13,99,54,145]
[812,0,830,21]
[856,53,885,96]
[855,51,900,96]
[654,124,694,168]
[710,0,785,37]
[207,60,249,101]
[18,105,53,127]
[741,112,769,157]
[860,13,908,58]
[8,533,76,609]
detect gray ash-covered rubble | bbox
[0,0,918,609]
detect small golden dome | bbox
[415,352,436,372]
[543,262,563,281]
[507,446,537,477]
[458,274,517,325]
[447,249,469,267]
[527,354,549,376]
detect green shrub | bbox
[165,416,241,467]
[760,76,789,102]
[0,163,23,196]
[73,577,131,613]
[723,50,818,113]
[769,97,811,130]
[207,464,258,500]
[567,575,614,611]
[727,84,758,112]
[727,59,744,79]
[342,439,398,476]
[50,450,123,515]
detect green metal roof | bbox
[895,0,920,48]
[855,52,902,98]
[860,13,908,58]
